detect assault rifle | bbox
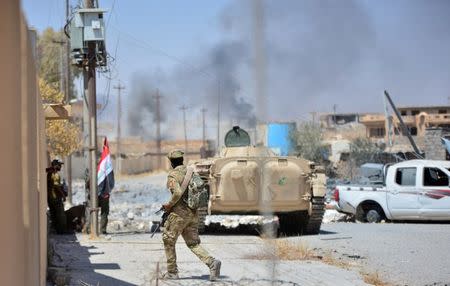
[150,207,169,238]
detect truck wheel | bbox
[357,201,385,223]
[366,209,381,223]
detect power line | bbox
[201,107,207,147]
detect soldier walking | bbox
[161,150,221,280]
[47,159,67,234]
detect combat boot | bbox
[209,259,221,281]
[160,272,179,280]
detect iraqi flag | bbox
[97,137,115,197]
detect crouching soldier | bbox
[47,159,67,234]
[161,150,221,281]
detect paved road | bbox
[300,222,450,286]
[49,222,450,286]
[51,232,371,286]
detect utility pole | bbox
[180,104,188,153]
[217,80,221,150]
[311,112,317,124]
[85,0,99,238]
[333,104,337,126]
[201,107,207,147]
[65,0,73,205]
[113,83,125,174]
[154,90,162,169]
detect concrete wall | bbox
[0,3,47,285]
[424,128,450,160]
[71,152,205,178]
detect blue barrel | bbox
[267,123,296,156]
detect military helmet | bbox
[167,149,184,159]
[51,159,64,166]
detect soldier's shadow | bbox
[179,274,230,281]
[49,232,136,286]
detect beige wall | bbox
[0,2,47,285]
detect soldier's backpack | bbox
[181,167,209,210]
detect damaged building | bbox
[318,106,450,163]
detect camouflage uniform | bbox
[162,151,216,276]
[47,161,67,234]
[99,194,110,234]
[84,175,110,235]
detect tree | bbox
[37,28,67,85]
[291,122,326,163]
[37,27,80,100]
[349,137,382,166]
[336,137,383,180]
[40,78,81,157]
[39,78,63,103]
[45,120,81,157]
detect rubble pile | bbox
[322,209,354,223]
[71,172,349,233]
[71,173,169,233]
[205,215,278,229]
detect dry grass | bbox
[362,271,390,286]
[245,239,318,261]
[245,239,391,286]
[273,240,316,260]
[320,252,352,270]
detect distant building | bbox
[319,113,360,128]
[359,105,450,140]
[316,106,450,161]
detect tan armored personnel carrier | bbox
[192,126,326,235]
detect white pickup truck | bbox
[335,160,450,223]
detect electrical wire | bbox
[106,0,117,30]
[97,36,120,116]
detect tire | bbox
[358,201,385,223]
[355,206,366,223]
[366,209,382,223]
[197,207,208,233]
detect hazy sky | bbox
[22,0,450,140]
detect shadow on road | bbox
[318,229,338,235]
[203,223,337,237]
[48,232,136,286]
